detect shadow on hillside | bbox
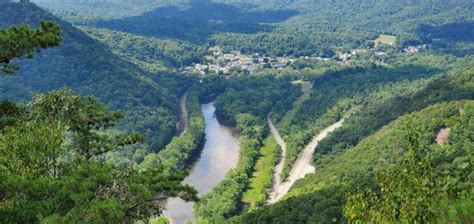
[416,21,474,56]
[94,0,298,43]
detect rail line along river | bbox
[163,102,240,224]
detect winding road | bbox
[175,91,188,136]
[267,114,287,204]
[268,118,344,204]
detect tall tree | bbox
[0,20,61,74]
[343,120,470,223]
[0,90,198,223]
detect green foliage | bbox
[39,0,473,56]
[214,75,300,124]
[242,136,279,211]
[0,2,189,152]
[91,1,293,44]
[150,217,171,224]
[80,27,207,72]
[0,20,61,74]
[33,0,188,22]
[0,120,65,177]
[1,1,473,223]
[194,75,299,222]
[30,89,145,161]
[194,124,265,222]
[316,64,474,158]
[0,100,24,130]
[235,100,473,223]
[278,56,473,179]
[142,90,205,172]
[212,0,473,56]
[0,91,198,223]
[344,124,453,223]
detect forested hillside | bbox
[32,0,188,22]
[35,0,474,56]
[231,66,474,223]
[2,1,473,223]
[80,27,207,72]
[0,2,187,153]
[233,98,473,223]
[214,0,474,55]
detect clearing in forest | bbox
[374,34,397,47]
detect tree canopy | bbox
[0,90,198,223]
[0,20,61,74]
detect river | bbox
[163,102,240,224]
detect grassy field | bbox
[374,34,397,47]
[242,136,280,211]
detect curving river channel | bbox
[163,102,240,224]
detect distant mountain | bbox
[0,2,187,152]
[32,0,188,22]
[36,0,473,56]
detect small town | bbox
[184,47,297,75]
[185,39,429,76]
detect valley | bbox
[164,102,240,223]
[0,1,473,224]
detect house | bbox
[402,44,428,53]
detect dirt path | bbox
[267,114,287,204]
[175,91,188,136]
[268,119,344,204]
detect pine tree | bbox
[0,20,61,74]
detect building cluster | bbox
[185,41,429,75]
[336,49,368,62]
[402,44,429,53]
[185,47,296,75]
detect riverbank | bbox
[164,102,240,224]
[156,90,204,171]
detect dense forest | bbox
[275,54,473,178]
[0,89,197,223]
[0,2,189,154]
[234,98,473,223]
[33,0,474,56]
[80,27,207,71]
[1,0,473,223]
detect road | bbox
[267,114,287,204]
[268,118,344,204]
[175,91,188,136]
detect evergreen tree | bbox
[0,90,198,223]
[0,20,61,74]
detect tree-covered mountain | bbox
[1,1,473,223]
[230,66,474,223]
[0,2,187,152]
[80,27,207,72]
[32,0,188,22]
[34,0,473,56]
[212,0,474,56]
[233,100,473,223]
